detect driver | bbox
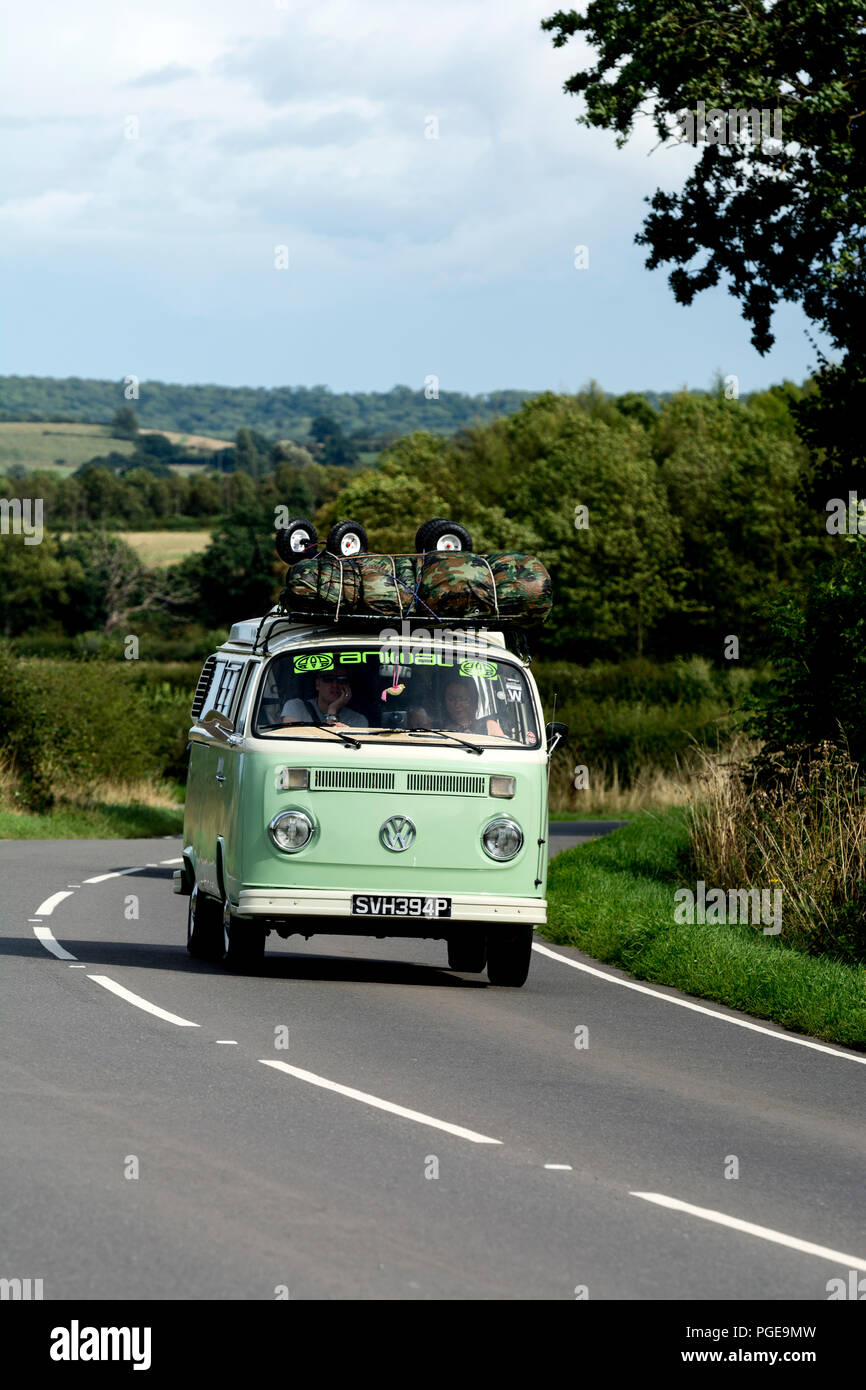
[442,679,505,737]
[281,674,368,730]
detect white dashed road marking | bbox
[35,891,74,916]
[88,975,200,1028]
[260,1059,502,1145]
[82,867,147,884]
[33,927,77,961]
[632,1192,866,1271]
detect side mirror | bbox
[204,709,235,738]
[545,721,569,753]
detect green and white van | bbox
[176,615,564,986]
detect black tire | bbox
[222,900,266,974]
[327,520,368,558]
[447,928,488,973]
[275,517,318,563]
[415,518,473,553]
[186,885,224,961]
[486,926,533,987]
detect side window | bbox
[212,661,244,716]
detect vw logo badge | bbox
[379,815,416,852]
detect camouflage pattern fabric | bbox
[416,553,497,618]
[486,552,553,625]
[280,550,551,626]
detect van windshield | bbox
[255,643,540,747]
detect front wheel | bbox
[447,928,487,973]
[222,901,266,973]
[187,885,224,961]
[486,926,533,987]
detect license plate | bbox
[352,894,452,919]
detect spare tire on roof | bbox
[275,517,318,563]
[415,518,473,553]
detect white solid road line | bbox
[33,926,77,961]
[160,857,183,866]
[532,941,866,1066]
[631,1192,866,1271]
[260,1059,502,1145]
[88,975,200,1027]
[82,867,147,884]
[34,890,74,916]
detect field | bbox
[0,422,135,472]
[115,531,213,565]
[0,421,230,476]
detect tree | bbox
[111,405,139,439]
[542,2,866,465]
[309,416,360,468]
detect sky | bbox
[0,0,821,398]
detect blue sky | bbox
[0,0,820,397]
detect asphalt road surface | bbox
[2,827,864,1301]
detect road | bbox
[1,828,864,1301]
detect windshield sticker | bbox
[505,679,523,702]
[294,652,334,673]
[460,660,498,679]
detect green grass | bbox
[543,811,866,1049]
[0,422,134,473]
[0,800,184,839]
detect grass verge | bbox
[0,776,184,839]
[543,810,866,1049]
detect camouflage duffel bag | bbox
[413,551,551,625]
[414,552,498,619]
[486,552,553,626]
[281,554,420,617]
[355,554,412,618]
[281,554,361,614]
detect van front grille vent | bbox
[406,772,486,795]
[312,769,395,791]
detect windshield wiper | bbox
[404,727,485,755]
[278,720,362,750]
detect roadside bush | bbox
[687,742,866,965]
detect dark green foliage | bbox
[111,405,139,439]
[0,377,538,439]
[746,538,866,763]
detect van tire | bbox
[415,518,473,553]
[486,926,533,987]
[326,520,368,558]
[187,886,224,961]
[275,517,318,563]
[447,929,487,973]
[222,901,266,973]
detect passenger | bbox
[406,705,434,729]
[442,680,505,738]
[281,675,368,730]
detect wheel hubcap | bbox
[290,531,312,552]
[436,534,461,550]
[341,534,362,555]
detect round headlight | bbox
[481,818,523,861]
[268,810,315,853]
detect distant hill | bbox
[0,376,538,442]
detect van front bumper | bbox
[236,888,546,926]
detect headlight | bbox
[268,810,315,853]
[481,818,523,861]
